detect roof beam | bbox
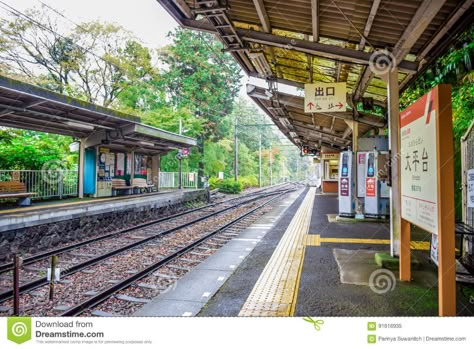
[235,29,418,73]
[359,0,381,50]
[173,0,193,19]
[253,0,271,33]
[393,0,448,62]
[311,0,319,42]
[399,0,473,90]
[353,0,447,101]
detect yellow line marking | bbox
[239,188,315,317]
[305,235,431,250]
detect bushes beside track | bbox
[209,175,258,193]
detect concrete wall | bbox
[0,190,207,262]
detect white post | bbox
[78,139,85,199]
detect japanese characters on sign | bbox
[468,169,474,208]
[340,177,349,197]
[366,177,376,197]
[321,153,339,160]
[400,88,438,234]
[304,82,346,113]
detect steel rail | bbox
[0,183,292,274]
[0,188,294,302]
[61,191,287,316]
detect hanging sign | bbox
[400,87,438,234]
[304,82,346,113]
[321,153,339,160]
[12,171,20,181]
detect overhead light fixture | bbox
[65,121,94,130]
[139,141,155,147]
[289,131,297,138]
[248,52,272,78]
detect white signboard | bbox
[468,169,474,208]
[304,82,346,113]
[401,89,438,234]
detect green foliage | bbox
[0,130,75,170]
[159,28,242,141]
[238,175,258,189]
[400,22,474,220]
[210,178,242,194]
[0,8,302,187]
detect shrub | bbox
[210,178,242,193]
[238,175,258,189]
[209,177,221,190]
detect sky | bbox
[0,0,299,99]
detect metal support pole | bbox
[269,144,273,186]
[384,67,401,257]
[78,139,85,198]
[259,133,262,187]
[178,156,182,190]
[234,115,239,182]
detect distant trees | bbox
[0,5,300,184]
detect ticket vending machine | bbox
[364,151,390,218]
[338,151,356,217]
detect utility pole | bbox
[234,115,238,182]
[269,143,273,186]
[259,132,262,187]
[178,117,183,190]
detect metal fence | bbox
[0,170,78,200]
[461,120,474,269]
[462,121,474,226]
[159,172,198,189]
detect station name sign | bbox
[400,87,439,234]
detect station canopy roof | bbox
[0,76,196,154]
[158,0,473,151]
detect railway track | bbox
[0,182,291,275]
[0,185,297,316]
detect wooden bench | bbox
[0,181,36,206]
[132,178,155,193]
[111,178,133,196]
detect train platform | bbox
[0,189,206,232]
[135,187,474,317]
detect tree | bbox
[159,28,242,183]
[0,7,157,107]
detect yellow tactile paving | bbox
[305,235,430,251]
[239,188,315,317]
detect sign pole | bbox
[400,218,411,281]
[436,84,456,316]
